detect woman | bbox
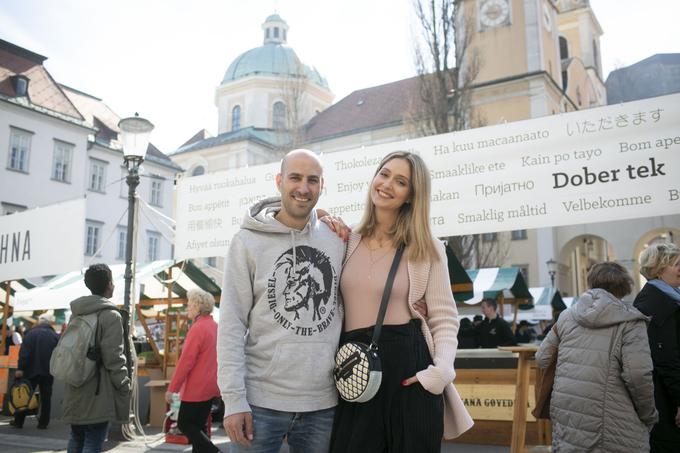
[536,262,658,452]
[166,289,221,453]
[634,242,680,453]
[329,151,473,453]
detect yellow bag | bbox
[8,380,40,415]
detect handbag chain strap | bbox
[369,243,405,350]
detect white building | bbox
[0,39,181,274]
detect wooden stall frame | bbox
[498,345,551,453]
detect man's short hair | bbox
[84,264,112,296]
[38,313,55,324]
[481,298,497,311]
[587,262,633,299]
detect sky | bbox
[1,0,679,153]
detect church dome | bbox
[221,14,330,90]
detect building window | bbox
[232,105,241,131]
[150,179,163,207]
[205,257,217,267]
[147,232,160,261]
[7,128,32,172]
[274,27,279,38]
[511,229,528,240]
[52,140,73,182]
[266,29,270,39]
[192,165,205,176]
[559,36,569,60]
[120,167,128,198]
[116,228,127,260]
[272,101,286,130]
[88,159,107,192]
[85,221,102,256]
[1,202,27,215]
[482,232,497,242]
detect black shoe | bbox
[37,425,48,429]
[9,420,23,429]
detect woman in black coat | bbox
[634,242,680,453]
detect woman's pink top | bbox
[341,240,413,331]
[168,314,220,402]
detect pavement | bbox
[0,415,509,452]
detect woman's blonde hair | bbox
[356,151,439,263]
[639,242,680,280]
[187,288,215,316]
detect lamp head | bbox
[118,113,154,162]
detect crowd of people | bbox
[4,147,678,453]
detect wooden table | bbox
[498,346,539,453]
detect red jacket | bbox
[168,315,220,402]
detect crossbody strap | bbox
[369,244,405,349]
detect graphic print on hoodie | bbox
[270,244,338,333]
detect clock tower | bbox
[462,0,605,123]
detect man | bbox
[476,298,517,348]
[218,149,346,452]
[61,264,130,453]
[11,313,59,429]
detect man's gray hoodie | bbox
[217,197,345,417]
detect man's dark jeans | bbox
[67,422,109,453]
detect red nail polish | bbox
[401,379,409,386]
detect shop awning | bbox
[445,245,473,302]
[13,260,220,312]
[458,267,533,305]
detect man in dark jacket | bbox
[11,313,59,429]
[62,264,131,453]
[476,298,517,348]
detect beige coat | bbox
[536,289,658,452]
[346,233,474,439]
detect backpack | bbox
[49,308,114,389]
[8,379,40,415]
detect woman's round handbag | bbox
[333,245,404,403]
[333,341,382,402]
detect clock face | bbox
[480,0,510,28]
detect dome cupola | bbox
[262,14,289,44]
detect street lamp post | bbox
[546,258,558,289]
[118,114,154,316]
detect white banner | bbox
[0,198,86,281]
[176,93,680,259]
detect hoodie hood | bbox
[572,288,649,329]
[70,294,117,316]
[242,196,318,235]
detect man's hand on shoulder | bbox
[224,411,253,446]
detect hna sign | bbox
[0,230,31,264]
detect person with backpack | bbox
[59,264,130,453]
[10,313,59,429]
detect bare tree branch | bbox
[408,0,506,268]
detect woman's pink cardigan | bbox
[345,232,474,439]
